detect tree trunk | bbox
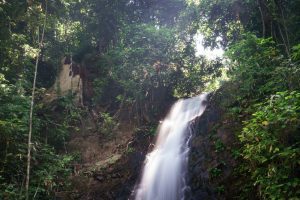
[25,1,47,199]
[257,0,266,37]
[278,2,290,56]
[278,23,290,57]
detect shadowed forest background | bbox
[0,0,299,199]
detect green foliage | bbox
[126,147,135,154]
[0,0,74,88]
[92,77,110,104]
[220,35,300,199]
[196,1,300,198]
[110,23,177,94]
[216,185,225,194]
[226,34,300,101]
[26,149,74,199]
[86,20,222,121]
[100,113,119,137]
[239,91,300,199]
[148,126,157,136]
[209,167,222,178]
[231,148,241,160]
[292,44,300,61]
[214,139,225,153]
[40,94,83,149]
[188,0,300,53]
[0,75,30,199]
[0,74,76,199]
[185,0,251,48]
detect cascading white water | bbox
[134,93,208,200]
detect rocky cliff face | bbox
[44,57,83,105]
[187,93,241,199]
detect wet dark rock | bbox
[187,94,238,199]
[95,175,104,182]
[194,191,210,199]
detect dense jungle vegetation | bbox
[0,0,299,199]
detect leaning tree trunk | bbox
[25,1,48,200]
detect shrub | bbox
[239,91,300,199]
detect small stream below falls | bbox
[133,94,208,200]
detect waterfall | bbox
[134,93,208,200]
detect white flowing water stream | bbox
[134,93,208,200]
